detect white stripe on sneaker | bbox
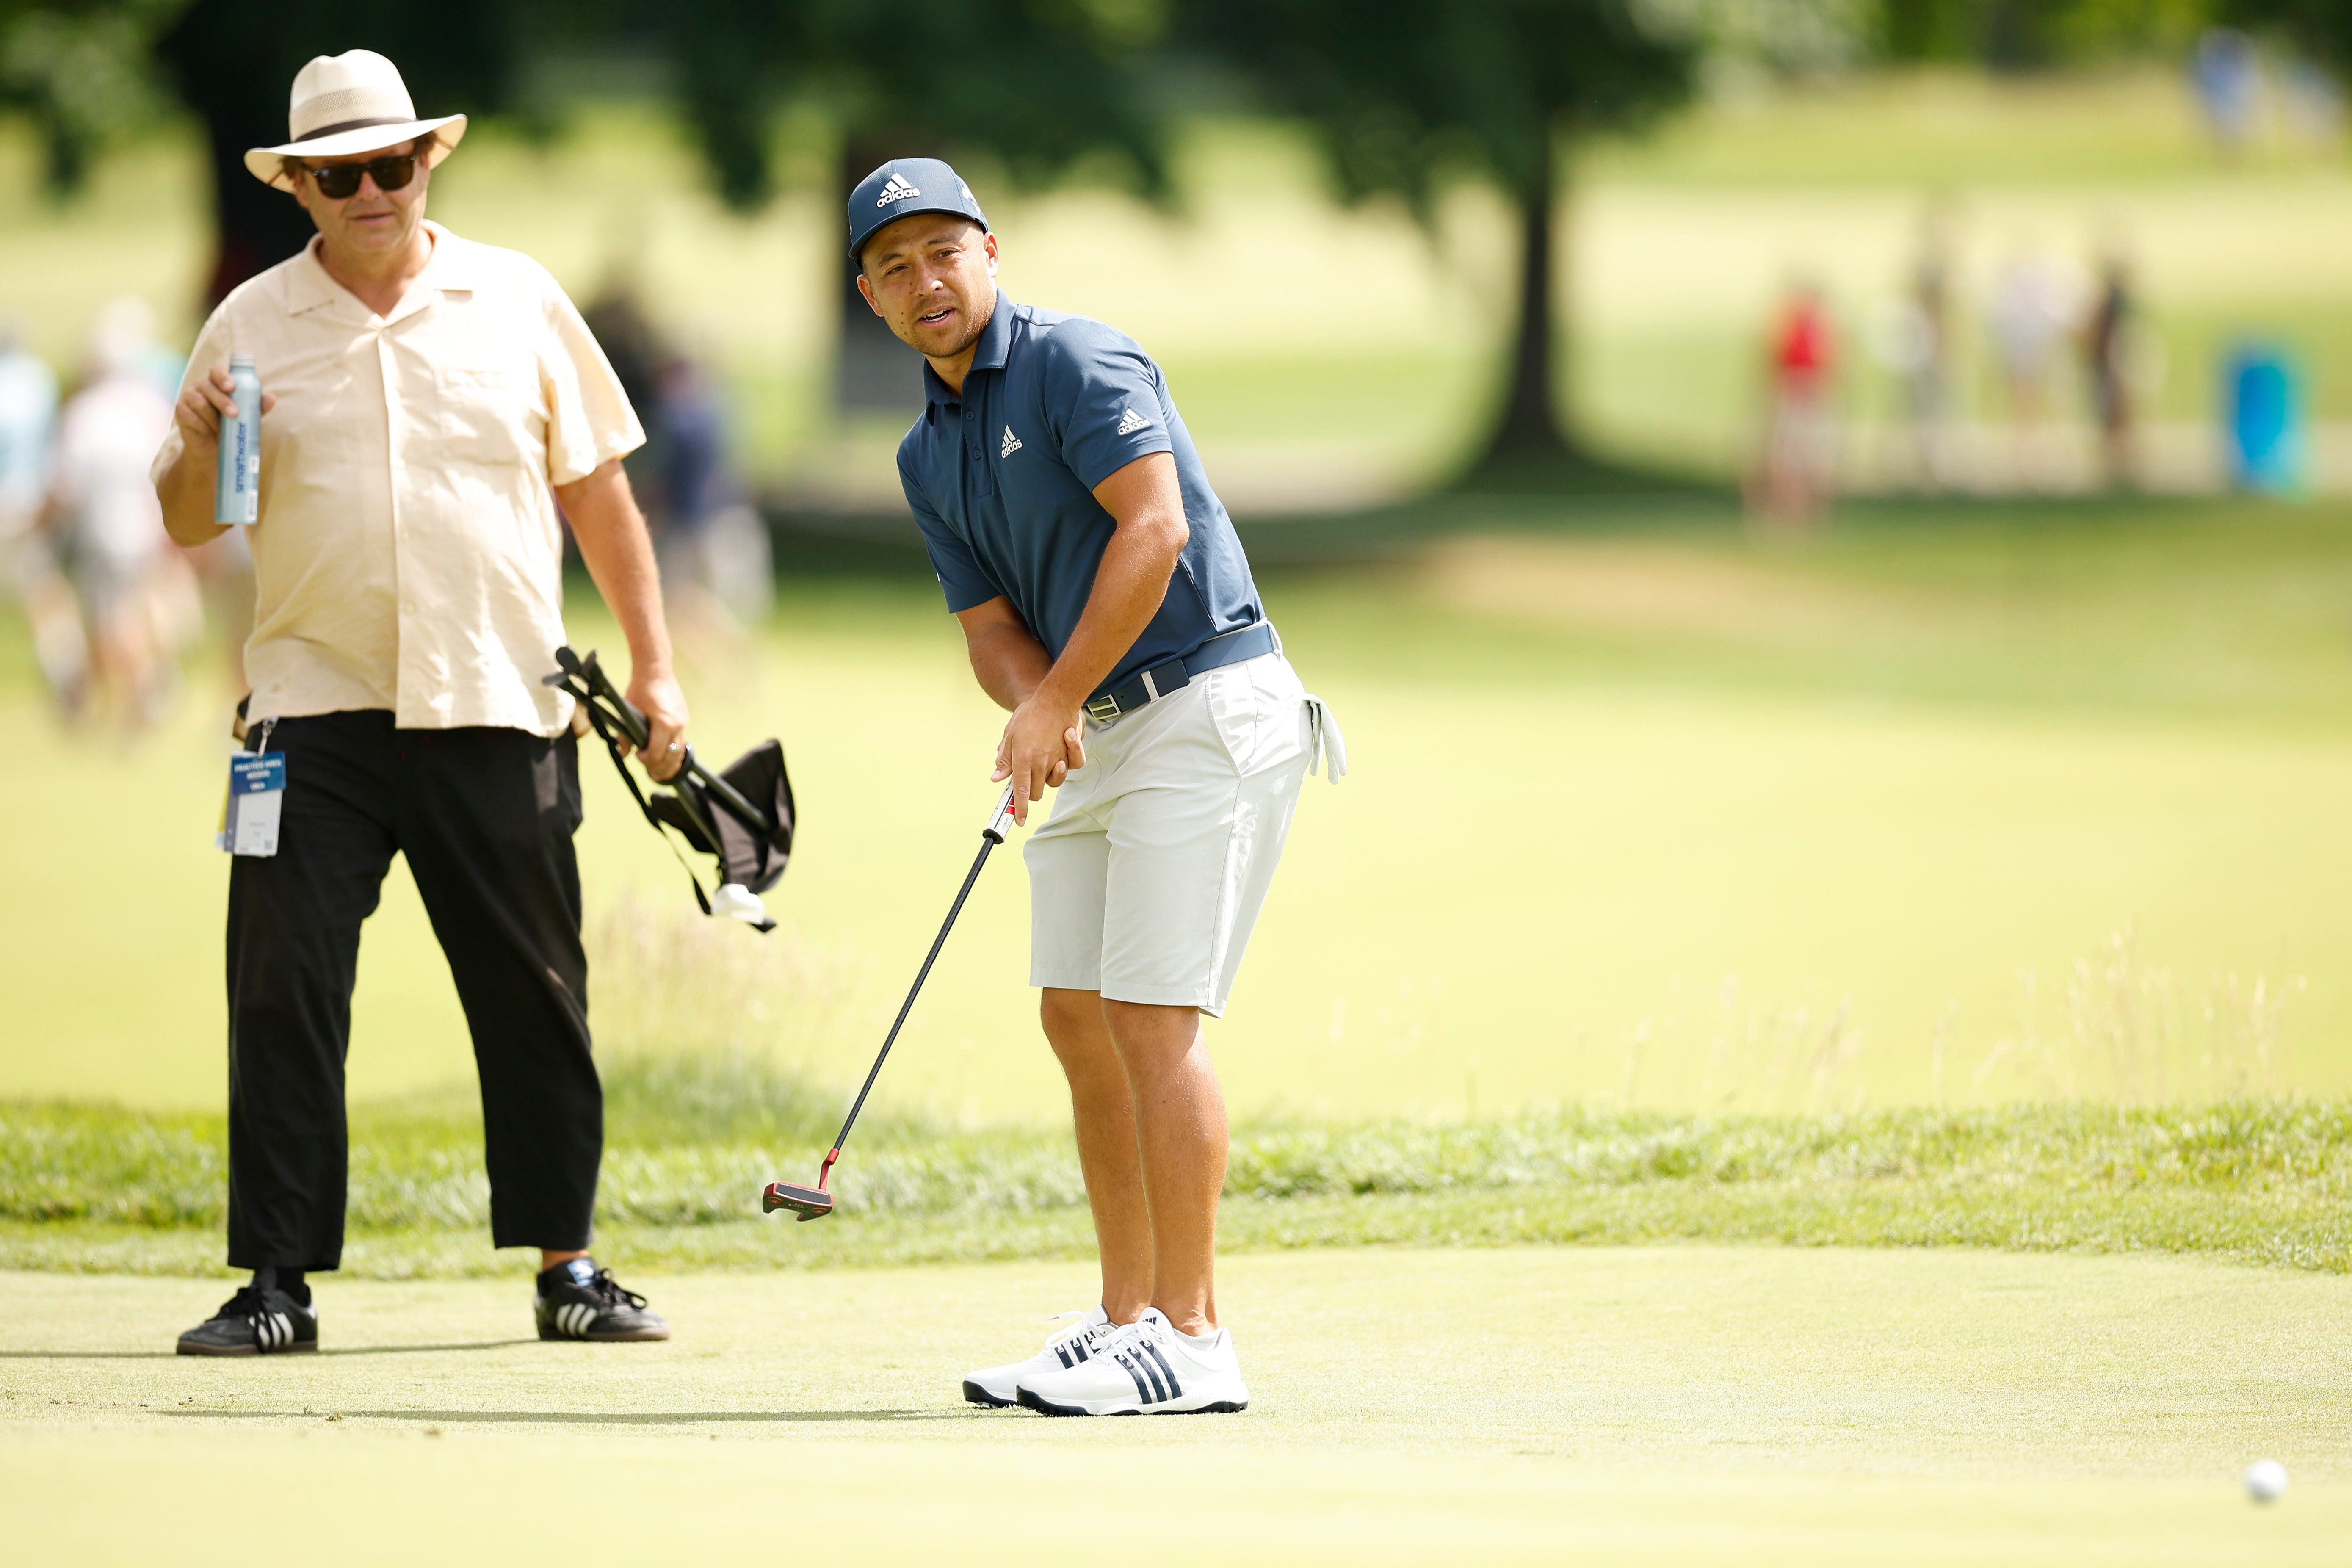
[1141,1340,1183,1399]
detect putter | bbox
[763,786,1018,1221]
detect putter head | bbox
[763,1181,834,1221]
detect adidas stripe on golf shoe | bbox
[176,1283,318,1357]
[963,1306,1111,1407]
[1015,1307,1249,1416]
[533,1258,671,1342]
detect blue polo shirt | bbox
[896,297,1264,699]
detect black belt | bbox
[1084,622,1278,722]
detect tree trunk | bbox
[1474,134,1574,470]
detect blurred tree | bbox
[650,0,1178,412]
[1876,0,2218,66]
[7,0,1180,419]
[1187,0,1697,478]
[0,0,180,194]
[655,0,1174,214]
[2220,0,2352,74]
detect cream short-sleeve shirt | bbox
[153,221,643,735]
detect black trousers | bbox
[225,710,600,1269]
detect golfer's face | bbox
[859,218,998,359]
[293,139,430,257]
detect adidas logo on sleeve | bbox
[877,173,921,206]
[1001,426,1023,457]
[1115,407,1151,436]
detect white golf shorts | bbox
[1026,651,1342,1017]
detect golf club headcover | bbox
[648,739,797,893]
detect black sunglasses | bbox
[301,153,420,200]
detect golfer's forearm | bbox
[966,619,1054,712]
[156,453,230,548]
[563,465,674,677]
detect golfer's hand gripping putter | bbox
[763,787,1017,1222]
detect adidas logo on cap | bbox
[877,173,921,207]
[1115,407,1150,436]
[1001,426,1023,457]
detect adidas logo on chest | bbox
[876,173,921,206]
[1000,425,1023,458]
[1115,407,1151,436]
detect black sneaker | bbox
[176,1284,318,1357]
[533,1259,670,1342]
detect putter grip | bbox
[983,787,1017,843]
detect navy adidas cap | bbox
[848,158,989,264]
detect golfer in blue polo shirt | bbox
[849,158,1343,1416]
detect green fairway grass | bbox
[4,1247,2347,1565]
[4,497,2347,1122]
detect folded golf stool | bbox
[544,645,796,929]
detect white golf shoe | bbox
[962,1306,1113,1408]
[1015,1308,1249,1416]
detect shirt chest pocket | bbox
[435,362,539,469]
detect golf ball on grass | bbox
[2244,1459,2289,1503]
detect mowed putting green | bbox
[4,1247,2347,1565]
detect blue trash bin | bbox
[2225,345,2305,495]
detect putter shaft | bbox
[829,819,1003,1155]
[765,790,1016,1221]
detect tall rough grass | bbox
[10,1092,2352,1228]
[1644,927,2304,1114]
[8,915,2333,1275]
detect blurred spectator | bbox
[1988,250,2088,490]
[583,282,771,636]
[2194,29,2263,157]
[1870,205,1959,491]
[2081,252,2139,490]
[583,285,678,548]
[0,318,57,511]
[1749,280,1837,534]
[582,283,664,444]
[188,512,255,693]
[2226,344,2305,496]
[41,299,197,726]
[0,318,84,708]
[655,355,771,628]
[2283,60,2345,148]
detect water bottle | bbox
[213,354,262,525]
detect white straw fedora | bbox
[242,50,467,191]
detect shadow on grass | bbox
[0,1339,540,1361]
[168,1407,978,1424]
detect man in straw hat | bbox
[153,50,685,1355]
